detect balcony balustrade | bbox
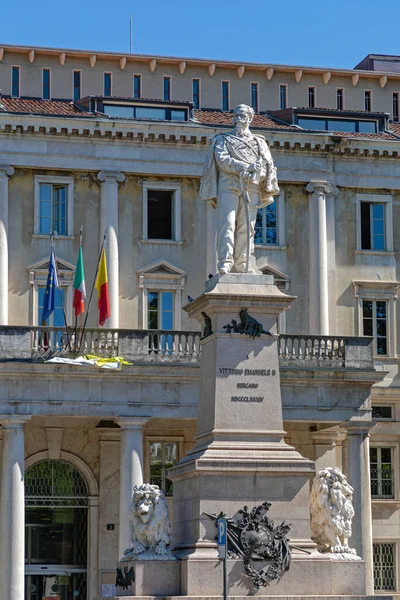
[0,326,373,369]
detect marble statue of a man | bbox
[200,104,280,274]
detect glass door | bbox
[25,572,87,600]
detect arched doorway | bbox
[24,459,88,600]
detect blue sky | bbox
[2,0,399,69]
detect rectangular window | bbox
[147,189,173,240]
[373,543,396,591]
[133,74,141,99]
[163,76,171,101]
[149,441,178,496]
[192,78,200,109]
[42,68,50,100]
[38,286,65,327]
[360,201,385,250]
[372,406,393,420]
[39,183,68,236]
[362,299,388,355]
[104,72,112,97]
[73,70,81,101]
[255,202,278,245]
[12,66,20,98]
[337,88,344,110]
[251,82,259,113]
[365,90,372,111]
[393,92,399,122]
[279,84,287,110]
[370,447,394,498]
[308,86,316,108]
[222,81,229,111]
[148,291,174,330]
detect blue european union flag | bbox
[41,247,60,324]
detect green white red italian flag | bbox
[73,246,86,318]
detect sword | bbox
[240,171,252,273]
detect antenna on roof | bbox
[130,13,132,54]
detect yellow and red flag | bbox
[95,248,110,326]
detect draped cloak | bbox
[199,132,280,209]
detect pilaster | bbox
[310,427,345,472]
[0,165,14,325]
[97,171,125,328]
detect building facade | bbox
[0,44,400,599]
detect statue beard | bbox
[234,124,249,136]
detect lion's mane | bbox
[310,467,356,554]
[129,483,171,552]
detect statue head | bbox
[233,104,255,130]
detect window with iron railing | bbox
[373,543,396,591]
[370,447,394,499]
[149,441,178,496]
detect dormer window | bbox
[297,116,378,133]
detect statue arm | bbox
[214,135,249,174]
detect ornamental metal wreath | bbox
[206,502,291,591]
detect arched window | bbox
[25,460,88,599]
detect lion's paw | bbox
[124,541,146,556]
[155,541,169,555]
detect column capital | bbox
[116,416,150,430]
[306,181,339,197]
[0,415,31,428]
[342,420,373,436]
[0,165,14,178]
[310,427,346,445]
[97,170,125,184]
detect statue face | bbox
[233,107,251,129]
[136,496,155,523]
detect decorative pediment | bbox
[259,263,290,285]
[27,255,75,284]
[137,259,187,289]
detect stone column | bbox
[306,182,337,335]
[0,166,14,325]
[344,423,374,595]
[311,427,345,472]
[97,171,125,329]
[116,417,149,559]
[0,416,30,600]
[326,185,339,334]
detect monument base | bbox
[103,556,370,599]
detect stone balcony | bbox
[0,325,374,369]
[0,326,379,422]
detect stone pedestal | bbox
[114,560,181,597]
[169,274,316,577]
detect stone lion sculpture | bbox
[310,467,358,557]
[121,483,175,561]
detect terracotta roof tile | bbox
[0,97,93,117]
[389,122,400,136]
[193,109,295,130]
[0,98,399,142]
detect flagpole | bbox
[50,231,72,352]
[74,226,83,352]
[78,232,107,354]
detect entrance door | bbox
[25,460,89,600]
